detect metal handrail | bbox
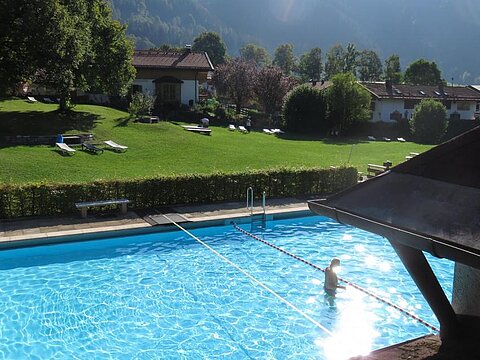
[246,187,254,216]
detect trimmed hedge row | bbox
[0,167,358,219]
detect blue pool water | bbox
[0,216,453,359]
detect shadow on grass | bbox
[274,132,369,145]
[114,117,133,127]
[0,110,101,148]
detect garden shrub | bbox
[0,167,358,218]
[282,85,328,133]
[128,92,154,117]
[410,99,447,144]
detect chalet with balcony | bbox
[132,47,214,107]
[361,81,480,122]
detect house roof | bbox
[133,50,214,71]
[308,125,480,269]
[361,82,480,102]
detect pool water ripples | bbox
[0,216,453,359]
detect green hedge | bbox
[0,167,357,219]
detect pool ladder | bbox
[246,187,266,224]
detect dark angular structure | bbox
[309,126,480,358]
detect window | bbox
[404,99,420,109]
[442,100,451,110]
[457,101,470,111]
[132,84,142,94]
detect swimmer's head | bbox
[330,258,341,268]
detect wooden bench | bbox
[75,199,130,218]
[367,163,388,178]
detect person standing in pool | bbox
[324,257,345,297]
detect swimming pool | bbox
[0,216,453,359]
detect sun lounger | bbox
[82,142,104,154]
[397,137,406,142]
[181,125,212,135]
[367,136,376,141]
[104,140,128,152]
[238,125,248,133]
[271,128,285,134]
[263,129,274,134]
[56,142,75,155]
[382,137,391,142]
[228,124,236,131]
[43,97,54,103]
[27,96,38,103]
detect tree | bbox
[0,0,135,111]
[273,44,296,75]
[324,44,345,80]
[239,43,271,68]
[282,85,328,133]
[298,47,323,82]
[343,43,358,75]
[357,50,383,81]
[192,31,227,66]
[410,99,447,144]
[254,66,297,116]
[404,59,442,85]
[213,58,257,114]
[384,54,402,83]
[326,72,371,134]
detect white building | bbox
[361,81,480,122]
[132,48,214,107]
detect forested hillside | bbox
[108,0,480,84]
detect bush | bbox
[282,85,328,133]
[0,167,357,218]
[410,99,447,144]
[128,92,154,117]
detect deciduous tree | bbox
[326,72,371,134]
[357,49,383,81]
[213,58,256,114]
[273,44,296,75]
[343,43,358,75]
[404,59,442,85]
[0,0,135,111]
[254,66,297,115]
[324,44,345,80]
[239,43,271,68]
[384,54,402,83]
[192,31,227,66]
[298,47,323,82]
[410,99,447,144]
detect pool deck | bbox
[0,197,444,359]
[0,197,310,243]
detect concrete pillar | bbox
[452,262,480,316]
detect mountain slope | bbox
[108,0,480,83]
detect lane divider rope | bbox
[161,214,333,336]
[232,222,439,333]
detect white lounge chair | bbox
[271,128,285,134]
[382,137,391,142]
[43,97,54,103]
[367,136,376,141]
[104,140,128,152]
[263,129,274,135]
[228,124,236,131]
[238,125,248,133]
[56,142,75,155]
[397,137,406,142]
[27,96,38,103]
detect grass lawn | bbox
[0,99,432,185]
